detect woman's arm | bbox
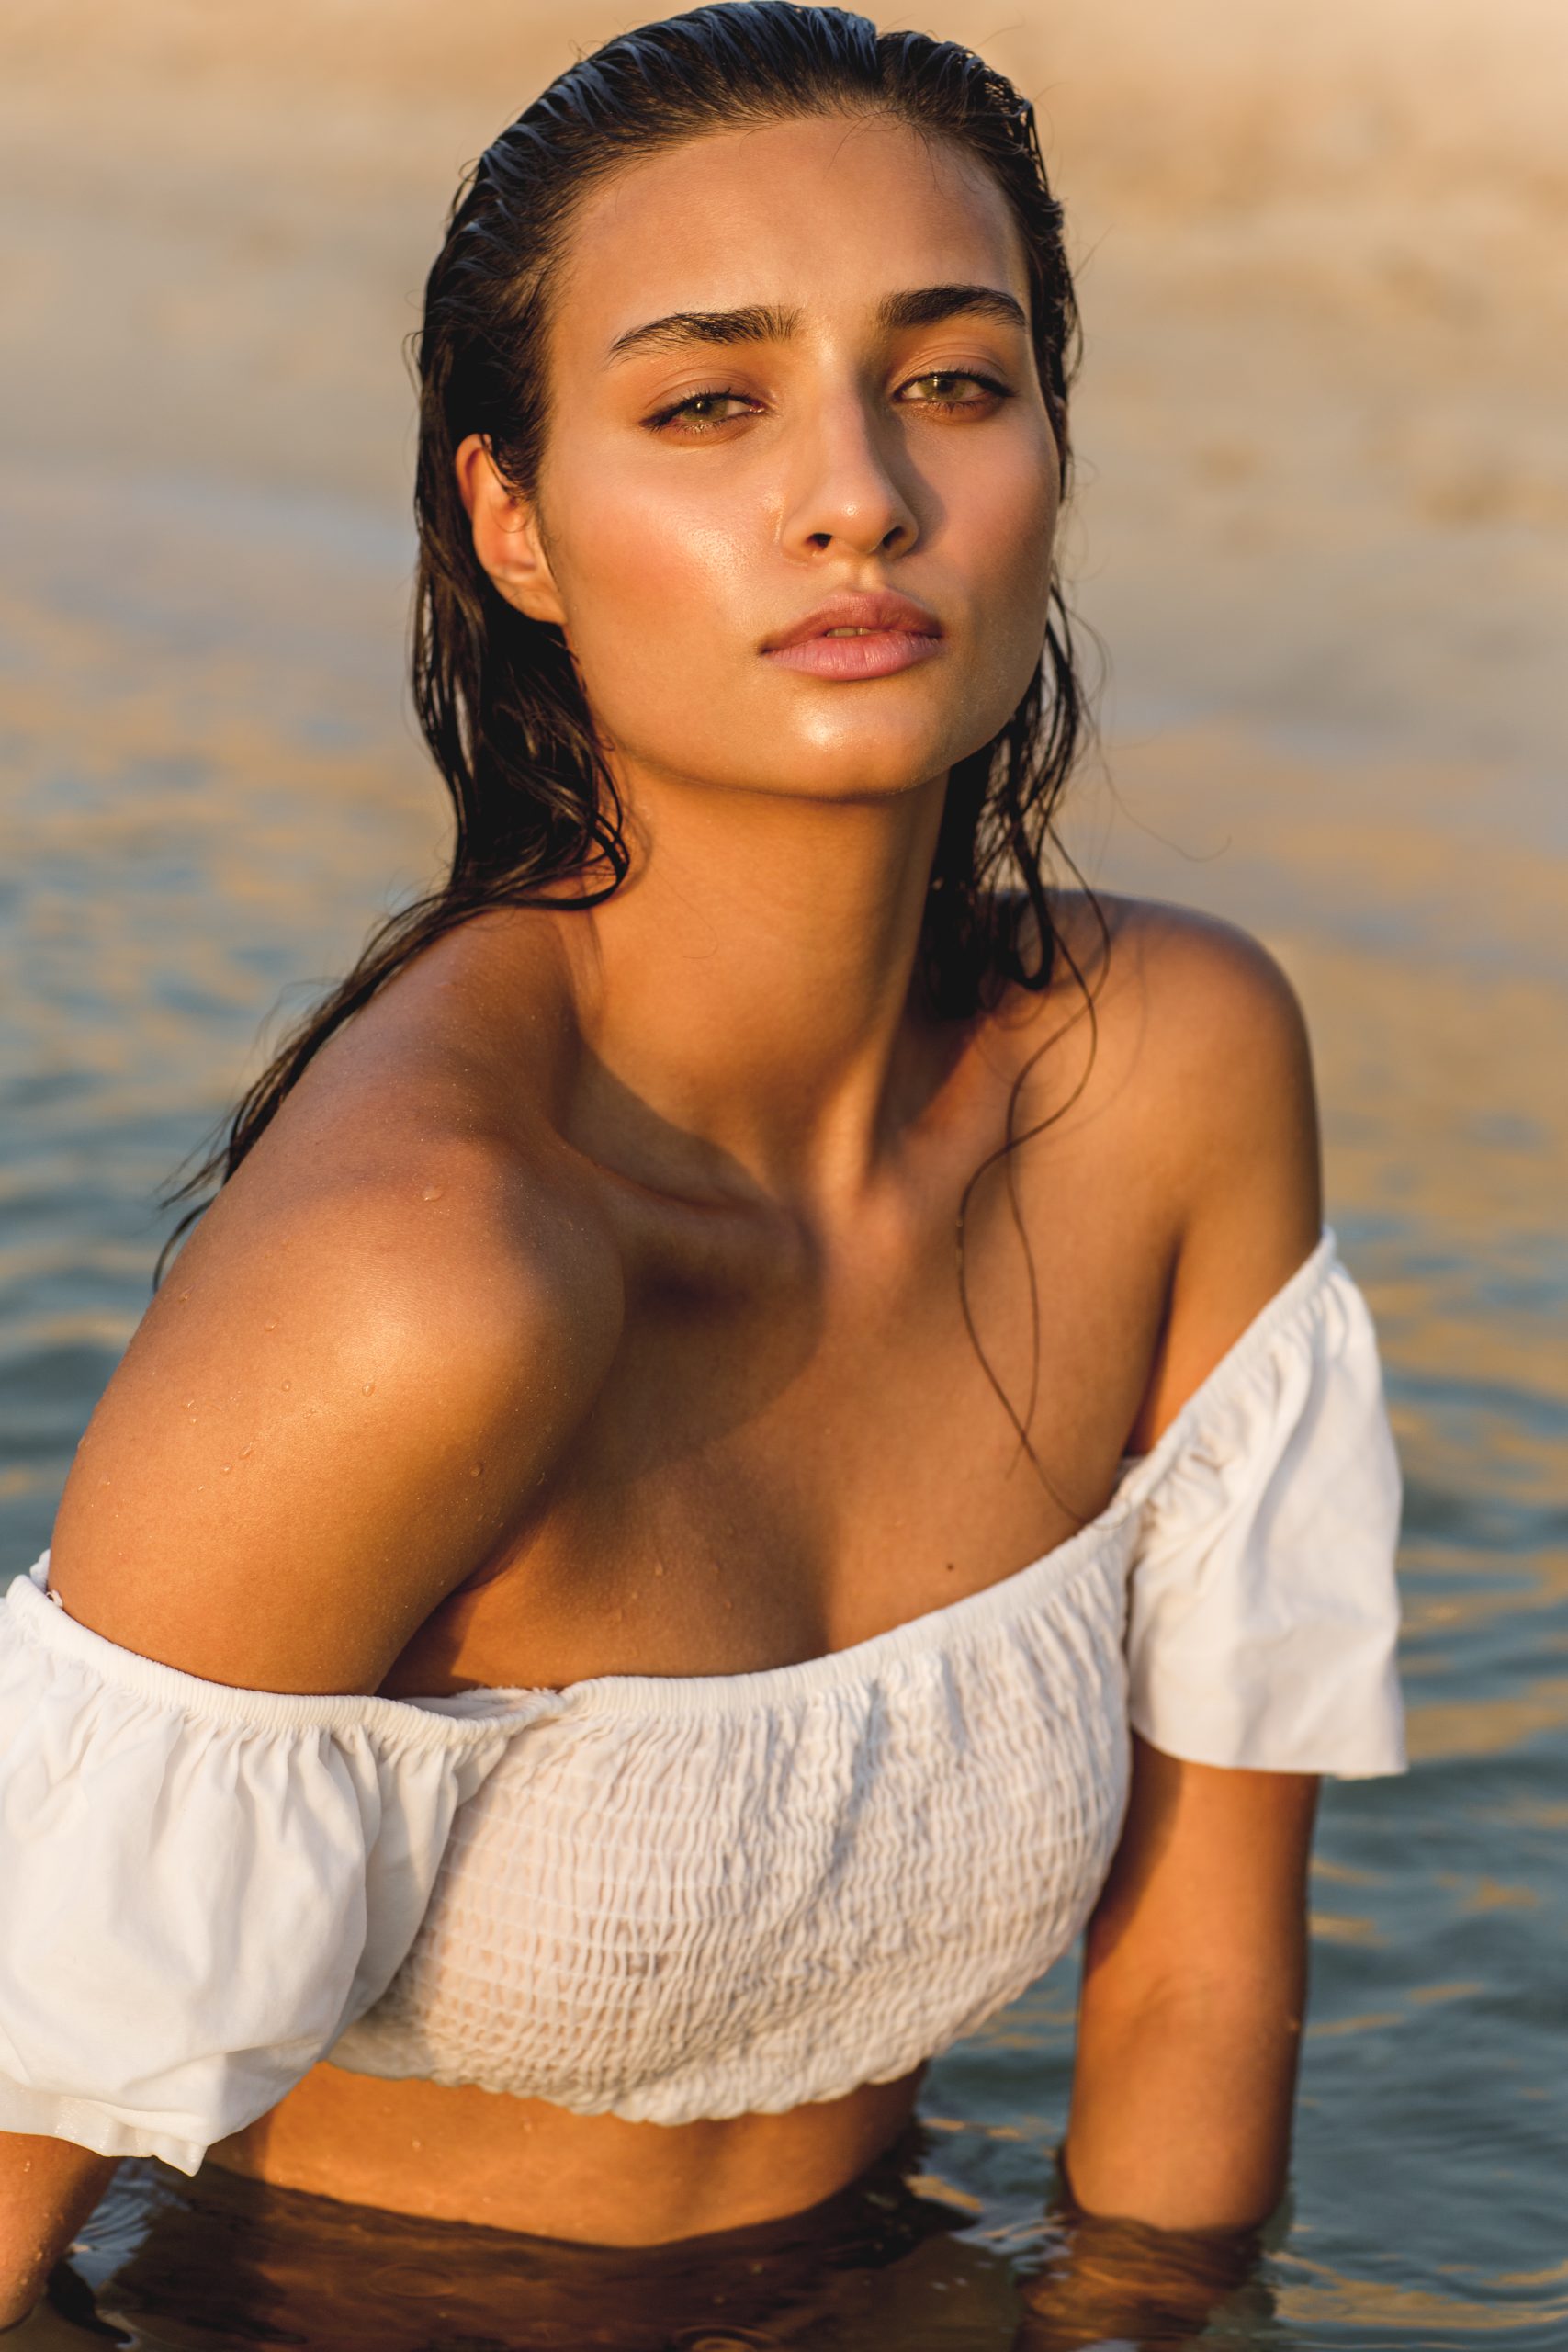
[1009,1744,1315,2346]
[1061,917,1323,2229]
[44,1109,618,1690]
[0,2140,117,2331]
[1,1094,617,2319]
[1065,1736,1318,2229]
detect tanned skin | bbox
[4,115,1320,2335]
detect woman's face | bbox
[466,112,1062,808]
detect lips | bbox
[761,591,942,653]
[759,590,944,682]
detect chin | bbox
[764,710,995,803]
[748,744,953,805]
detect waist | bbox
[205,2058,928,2243]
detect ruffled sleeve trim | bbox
[1111,1227,1342,1514]
[1120,1227,1406,1780]
[0,1564,535,2175]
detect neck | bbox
[558,767,951,1204]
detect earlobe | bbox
[453,432,567,628]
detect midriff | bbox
[205,2058,927,2244]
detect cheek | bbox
[540,458,771,780]
[940,453,1061,738]
[962,441,1060,636]
[544,456,746,728]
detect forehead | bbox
[556,114,1029,356]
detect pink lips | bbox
[761,591,943,681]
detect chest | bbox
[387,1148,1171,1700]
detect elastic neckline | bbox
[7,1566,540,1747]
[10,1228,1340,1729]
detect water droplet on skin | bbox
[362,1382,375,1394]
[240,1444,253,1458]
[264,1320,277,1332]
[652,1564,664,1577]
[184,1398,196,1409]
[282,1380,291,1390]
[178,1292,190,1303]
[469,1463,483,1478]
[422,1186,444,1203]
[221,1464,231,1473]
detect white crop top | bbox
[0,1232,1404,2177]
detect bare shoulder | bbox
[1084,891,1315,1130]
[50,918,622,1692]
[1005,890,1317,1172]
[999,889,1324,1442]
[1086,892,1324,1436]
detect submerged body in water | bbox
[3,4,1394,2286]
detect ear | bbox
[454,434,567,628]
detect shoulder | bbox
[1036,886,1309,1064]
[50,918,622,1691]
[1090,892,1315,1154]
[995,890,1324,1442]
[1000,888,1317,1186]
[1089,894,1324,1442]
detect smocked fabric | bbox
[0,1230,1404,2175]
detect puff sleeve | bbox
[0,1555,523,2174]
[1124,1232,1406,1778]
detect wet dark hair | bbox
[157,2,1098,1317]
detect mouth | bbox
[760,590,944,682]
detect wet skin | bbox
[30,110,1322,2267]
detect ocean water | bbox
[1,443,1564,2347]
[4,0,1567,2319]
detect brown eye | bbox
[900,371,1011,412]
[647,390,758,434]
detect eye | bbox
[898,370,1013,414]
[644,389,762,435]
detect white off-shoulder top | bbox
[0,1232,1404,2177]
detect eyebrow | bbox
[608,302,798,362]
[606,282,1028,363]
[877,283,1028,335]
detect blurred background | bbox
[2,2,1564,2343]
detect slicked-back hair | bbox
[157,4,1095,1285]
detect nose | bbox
[779,390,920,563]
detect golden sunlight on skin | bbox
[459,113,1061,813]
[209,2063,928,2244]
[197,118,1071,2245]
[23,100,1318,2281]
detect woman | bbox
[0,6,1404,2343]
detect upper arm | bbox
[48,1114,621,1695]
[1114,903,1324,1451]
[1083,1736,1318,2012]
